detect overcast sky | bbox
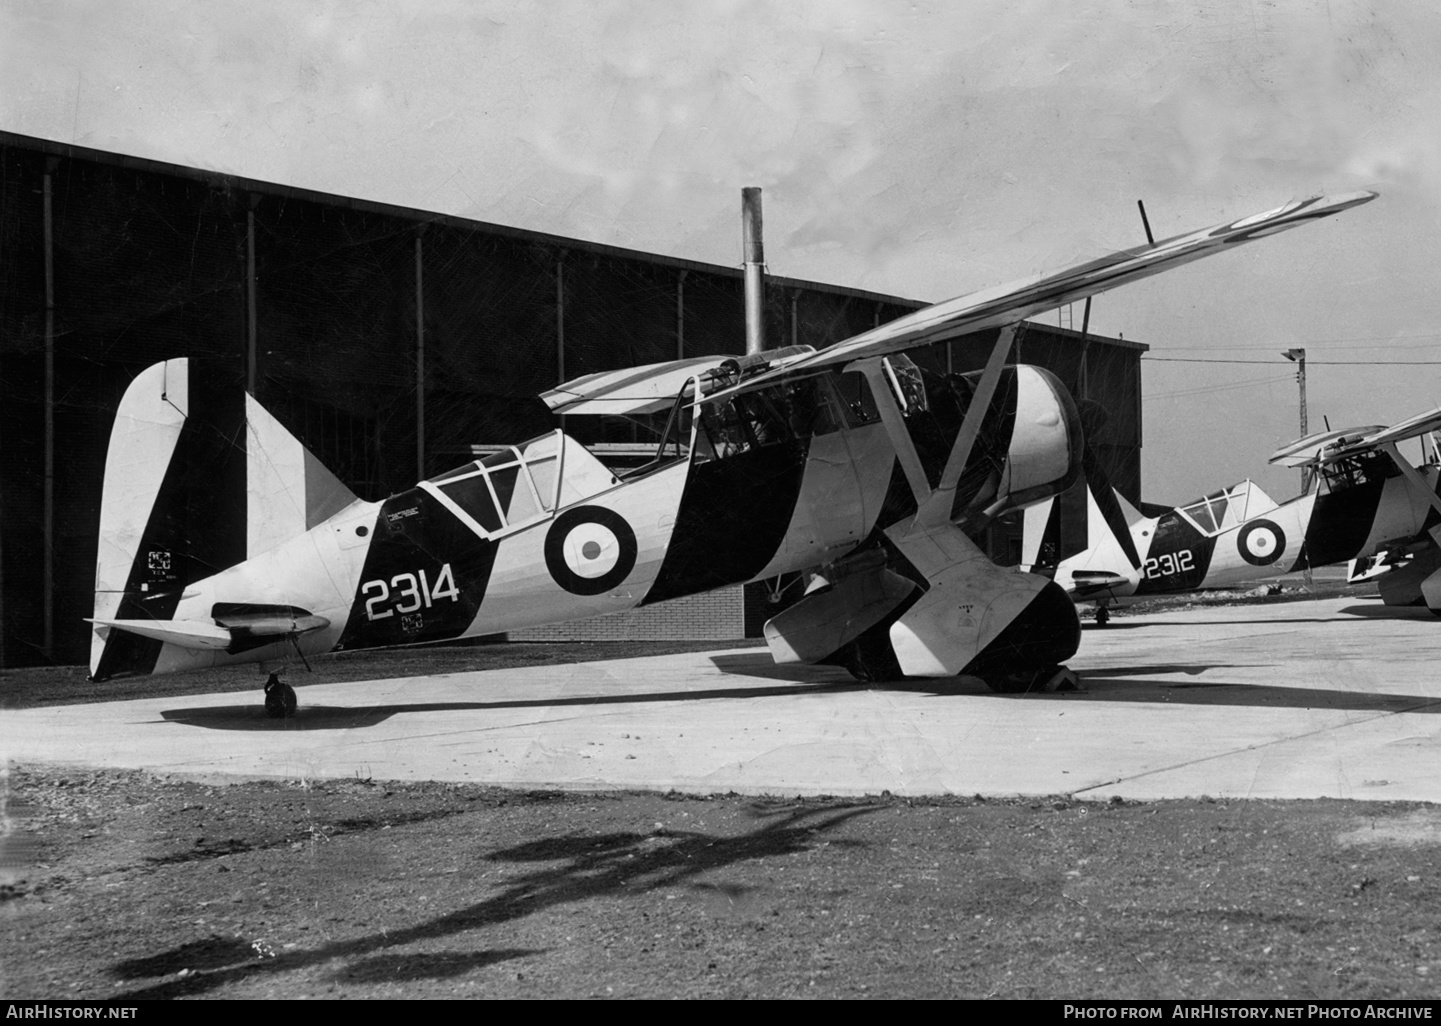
[5,0,1441,502]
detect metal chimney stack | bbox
[742,187,765,355]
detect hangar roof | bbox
[1,128,1147,353]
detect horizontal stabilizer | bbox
[86,617,233,651]
[1068,570,1133,596]
[87,608,331,655]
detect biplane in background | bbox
[1276,409,1441,611]
[1024,401,1441,624]
[86,192,1375,715]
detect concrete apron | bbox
[5,595,1441,801]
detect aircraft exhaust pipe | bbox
[743,186,765,355]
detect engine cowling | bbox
[947,364,1083,527]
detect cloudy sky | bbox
[5,0,1441,502]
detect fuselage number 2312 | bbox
[1143,550,1195,580]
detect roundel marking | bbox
[545,505,638,596]
[1237,519,1287,567]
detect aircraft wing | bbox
[541,356,731,416]
[542,346,820,415]
[1359,407,1441,450]
[1269,405,1441,469]
[703,191,1375,402]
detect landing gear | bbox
[839,634,905,683]
[1094,605,1111,627]
[263,672,298,719]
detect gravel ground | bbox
[4,766,1441,1000]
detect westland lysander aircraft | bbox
[1023,402,1441,624]
[87,192,1374,715]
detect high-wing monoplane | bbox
[1024,398,1441,623]
[86,192,1375,714]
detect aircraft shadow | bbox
[709,652,850,680]
[108,802,878,999]
[1077,664,1219,678]
[1051,676,1441,713]
[1338,603,1439,620]
[158,653,1441,730]
[1124,617,1370,627]
[714,654,1441,714]
[160,676,870,731]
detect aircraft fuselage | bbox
[93,360,1060,679]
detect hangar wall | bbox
[0,131,1145,667]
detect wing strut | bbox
[921,323,1019,528]
[850,360,930,507]
[847,322,1020,529]
[1380,443,1441,519]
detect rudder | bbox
[90,360,357,679]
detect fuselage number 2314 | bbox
[362,564,461,621]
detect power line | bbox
[1161,340,1441,351]
[1144,374,1293,401]
[1143,356,1441,365]
[1158,332,1441,348]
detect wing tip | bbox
[1312,189,1379,212]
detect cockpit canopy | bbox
[1173,480,1278,536]
[424,431,617,539]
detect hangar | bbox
[0,130,1145,668]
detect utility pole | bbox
[1282,347,1312,593]
[1282,348,1309,491]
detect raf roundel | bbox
[545,506,639,596]
[1237,519,1287,567]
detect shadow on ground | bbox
[107,801,878,998]
[159,675,869,731]
[1338,603,1439,620]
[157,651,1441,730]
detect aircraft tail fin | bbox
[242,392,359,556]
[90,359,357,680]
[1022,431,1141,573]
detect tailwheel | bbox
[1094,605,1111,627]
[263,672,298,719]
